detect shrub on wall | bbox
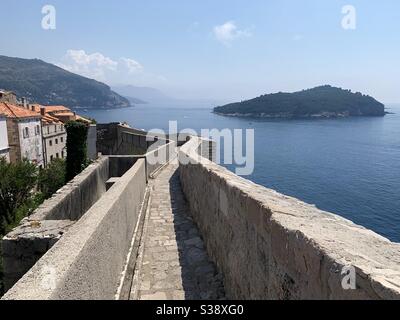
[65,120,89,181]
[0,158,38,295]
[0,158,38,235]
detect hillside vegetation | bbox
[0,55,130,109]
[214,86,385,118]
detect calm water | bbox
[80,103,400,242]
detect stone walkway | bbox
[133,162,225,300]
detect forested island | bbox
[214,86,385,118]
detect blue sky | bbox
[1,0,399,102]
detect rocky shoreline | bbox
[213,110,387,119]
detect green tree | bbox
[38,158,66,198]
[0,158,38,235]
[65,120,89,181]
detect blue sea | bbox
[80,102,400,242]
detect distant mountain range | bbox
[0,55,130,109]
[214,86,386,118]
[112,85,231,108]
[112,85,175,104]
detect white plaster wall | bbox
[0,117,9,149]
[18,118,44,166]
[43,123,67,164]
[0,117,10,161]
[44,134,67,162]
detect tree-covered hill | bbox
[214,86,385,118]
[0,55,130,109]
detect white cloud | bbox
[58,50,119,80]
[120,57,143,74]
[213,21,252,46]
[58,49,165,87]
[58,50,144,81]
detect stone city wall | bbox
[97,123,176,180]
[2,124,176,297]
[97,123,154,156]
[2,159,147,300]
[87,124,97,160]
[2,157,110,291]
[179,137,400,300]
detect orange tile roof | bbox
[75,115,92,123]
[16,103,88,125]
[42,114,62,125]
[44,106,70,112]
[28,104,63,125]
[30,104,71,113]
[29,104,42,113]
[0,102,41,119]
[55,112,75,117]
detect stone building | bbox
[30,104,92,124]
[30,105,67,166]
[0,90,17,105]
[30,104,96,164]
[0,113,10,161]
[0,102,44,167]
[38,105,80,123]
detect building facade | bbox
[0,90,17,105]
[30,104,97,164]
[0,114,10,161]
[0,103,44,167]
[41,114,67,166]
[30,105,68,166]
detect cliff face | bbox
[214,85,385,118]
[0,55,130,109]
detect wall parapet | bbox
[2,157,110,291]
[2,124,176,299]
[179,137,400,300]
[96,123,176,180]
[2,159,147,300]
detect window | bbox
[49,140,53,146]
[35,125,40,136]
[47,126,50,134]
[61,137,64,143]
[61,151,64,158]
[55,139,58,145]
[50,155,54,161]
[56,153,59,158]
[23,127,29,138]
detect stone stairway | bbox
[130,161,225,300]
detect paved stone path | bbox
[133,162,225,300]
